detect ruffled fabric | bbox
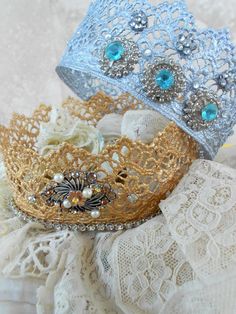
[1,159,236,313]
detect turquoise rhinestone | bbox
[155,69,175,90]
[201,103,218,122]
[105,41,125,61]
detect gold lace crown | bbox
[0,93,198,231]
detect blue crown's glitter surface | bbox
[56,0,236,159]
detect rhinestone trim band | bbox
[10,199,161,232]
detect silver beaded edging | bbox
[10,199,161,232]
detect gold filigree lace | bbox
[0,93,198,226]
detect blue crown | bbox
[56,0,236,159]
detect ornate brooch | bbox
[41,170,116,218]
[183,90,221,131]
[141,58,186,103]
[100,37,139,78]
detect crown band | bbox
[56,0,236,159]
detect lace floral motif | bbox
[160,160,236,281]
[95,216,195,314]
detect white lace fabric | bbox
[1,159,236,313]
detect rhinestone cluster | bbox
[11,199,160,232]
[100,37,139,78]
[41,170,116,218]
[141,57,186,103]
[183,90,221,131]
[176,33,197,56]
[129,10,148,32]
[217,71,236,90]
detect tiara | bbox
[56,0,236,159]
[0,93,197,231]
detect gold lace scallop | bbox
[0,93,198,226]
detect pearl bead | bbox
[144,49,152,57]
[63,199,72,209]
[82,187,93,199]
[53,173,64,183]
[91,209,100,219]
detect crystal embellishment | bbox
[155,69,175,90]
[183,90,221,130]
[217,71,236,90]
[100,37,139,78]
[201,103,218,122]
[142,57,185,103]
[176,33,197,56]
[129,10,148,32]
[105,41,125,61]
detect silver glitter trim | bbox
[100,37,140,78]
[10,199,161,232]
[141,57,186,103]
[183,90,221,131]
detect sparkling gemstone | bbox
[155,69,175,90]
[28,195,36,204]
[201,103,218,122]
[128,194,138,203]
[129,11,148,32]
[105,41,125,61]
[68,191,85,206]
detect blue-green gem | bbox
[105,41,125,61]
[155,69,175,90]
[201,103,218,122]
